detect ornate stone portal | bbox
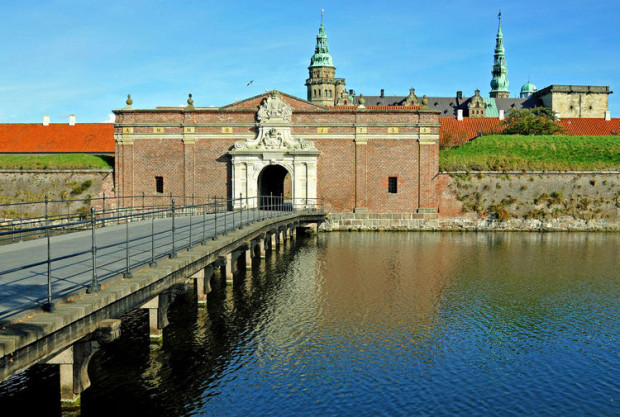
[229,91,320,208]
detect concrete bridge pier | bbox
[244,242,253,269]
[269,231,277,252]
[141,293,173,343]
[46,319,121,410]
[191,265,213,307]
[219,252,241,285]
[259,234,267,258]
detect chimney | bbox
[380,89,385,98]
[457,109,463,121]
[349,89,355,97]
[69,114,76,126]
[499,109,505,120]
[43,115,50,126]
[456,90,463,105]
[605,110,611,121]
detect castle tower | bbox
[490,11,510,98]
[306,10,337,106]
[520,80,537,98]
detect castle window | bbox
[324,89,328,97]
[155,176,164,194]
[329,90,333,97]
[314,89,317,97]
[318,89,321,97]
[388,177,398,194]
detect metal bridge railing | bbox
[0,194,324,320]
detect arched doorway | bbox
[258,165,291,210]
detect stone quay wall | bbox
[323,171,619,232]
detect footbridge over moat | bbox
[0,197,325,408]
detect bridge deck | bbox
[0,209,324,381]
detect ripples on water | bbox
[0,232,618,416]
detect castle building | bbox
[114,14,441,215]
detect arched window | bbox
[324,89,328,97]
[318,89,321,97]
[314,89,317,97]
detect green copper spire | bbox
[490,11,510,98]
[309,9,334,68]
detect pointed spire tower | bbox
[490,11,510,98]
[306,9,338,106]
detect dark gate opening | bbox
[258,165,290,210]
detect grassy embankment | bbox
[440,135,620,171]
[0,154,114,170]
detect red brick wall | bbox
[367,139,420,212]
[314,139,356,212]
[114,94,440,213]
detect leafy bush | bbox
[502,107,566,135]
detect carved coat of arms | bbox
[231,91,318,153]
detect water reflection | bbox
[0,232,617,416]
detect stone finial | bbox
[358,94,366,108]
[123,94,134,110]
[186,93,195,110]
[422,95,428,108]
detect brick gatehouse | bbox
[113,91,440,214]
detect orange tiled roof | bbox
[0,123,114,154]
[558,118,620,135]
[439,117,620,142]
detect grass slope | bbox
[440,135,620,171]
[0,154,113,170]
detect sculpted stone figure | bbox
[257,90,292,123]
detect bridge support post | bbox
[225,252,234,283]
[245,243,252,269]
[47,345,85,409]
[191,268,209,306]
[270,231,276,252]
[141,295,171,343]
[46,322,118,412]
[259,237,266,258]
[204,264,214,293]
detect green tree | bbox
[502,107,566,135]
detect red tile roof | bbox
[558,118,620,135]
[0,123,114,154]
[439,117,620,144]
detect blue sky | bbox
[0,0,618,123]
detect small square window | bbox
[388,177,398,194]
[155,176,164,194]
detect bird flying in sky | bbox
[247,80,253,86]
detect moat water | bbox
[1,232,618,416]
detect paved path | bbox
[0,208,288,320]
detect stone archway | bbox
[228,91,320,209]
[257,164,291,209]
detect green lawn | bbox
[439,135,620,171]
[0,154,114,170]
